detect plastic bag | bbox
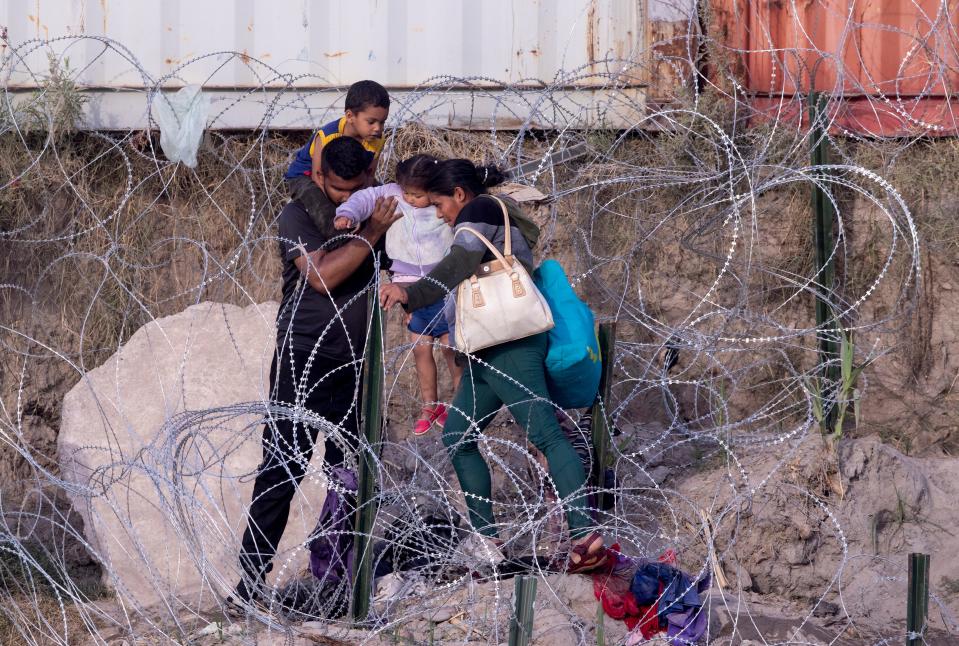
[152,85,210,168]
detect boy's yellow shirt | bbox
[309,116,385,157]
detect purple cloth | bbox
[308,468,357,585]
[666,605,708,644]
[631,560,711,644]
[665,571,710,644]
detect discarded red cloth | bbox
[593,544,664,637]
[635,605,661,638]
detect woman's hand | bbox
[379,283,409,309]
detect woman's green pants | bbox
[442,332,593,540]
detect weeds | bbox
[0,539,106,646]
[804,326,872,442]
[15,53,87,138]
[0,538,106,601]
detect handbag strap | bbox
[455,224,528,304]
[485,195,512,257]
[454,225,515,271]
[452,193,513,256]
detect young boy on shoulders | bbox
[284,80,390,229]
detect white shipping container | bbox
[1,0,695,129]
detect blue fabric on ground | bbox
[630,560,711,642]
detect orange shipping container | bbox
[711,0,959,135]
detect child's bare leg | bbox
[439,334,462,392]
[411,333,439,404]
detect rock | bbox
[22,413,57,446]
[298,623,388,645]
[812,600,839,617]
[789,512,814,540]
[59,302,327,610]
[783,541,810,566]
[546,573,597,619]
[648,465,671,485]
[425,605,458,623]
[708,594,733,631]
[531,608,578,646]
[729,563,754,591]
[675,433,959,633]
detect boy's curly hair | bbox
[345,80,390,113]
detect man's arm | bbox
[294,196,400,294]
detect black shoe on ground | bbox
[224,575,268,618]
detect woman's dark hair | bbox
[395,154,439,190]
[424,159,507,197]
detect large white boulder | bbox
[59,302,329,610]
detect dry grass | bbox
[0,540,107,646]
[847,138,959,255]
[387,121,522,169]
[2,90,948,443]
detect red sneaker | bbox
[413,406,442,436]
[433,404,448,429]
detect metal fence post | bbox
[809,90,839,430]
[590,323,617,516]
[350,289,386,622]
[906,553,930,646]
[509,575,538,646]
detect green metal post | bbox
[509,575,538,646]
[350,289,386,622]
[809,91,839,430]
[906,553,930,646]
[590,323,617,516]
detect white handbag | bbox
[453,196,554,353]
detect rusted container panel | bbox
[711,0,959,134]
[748,95,959,137]
[645,0,698,102]
[856,0,959,97]
[712,0,959,97]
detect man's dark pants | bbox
[239,344,361,579]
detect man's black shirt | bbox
[275,197,382,362]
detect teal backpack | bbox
[533,260,602,408]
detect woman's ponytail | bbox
[425,159,507,196]
[475,164,507,189]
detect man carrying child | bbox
[284,80,390,231]
[229,134,401,613]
